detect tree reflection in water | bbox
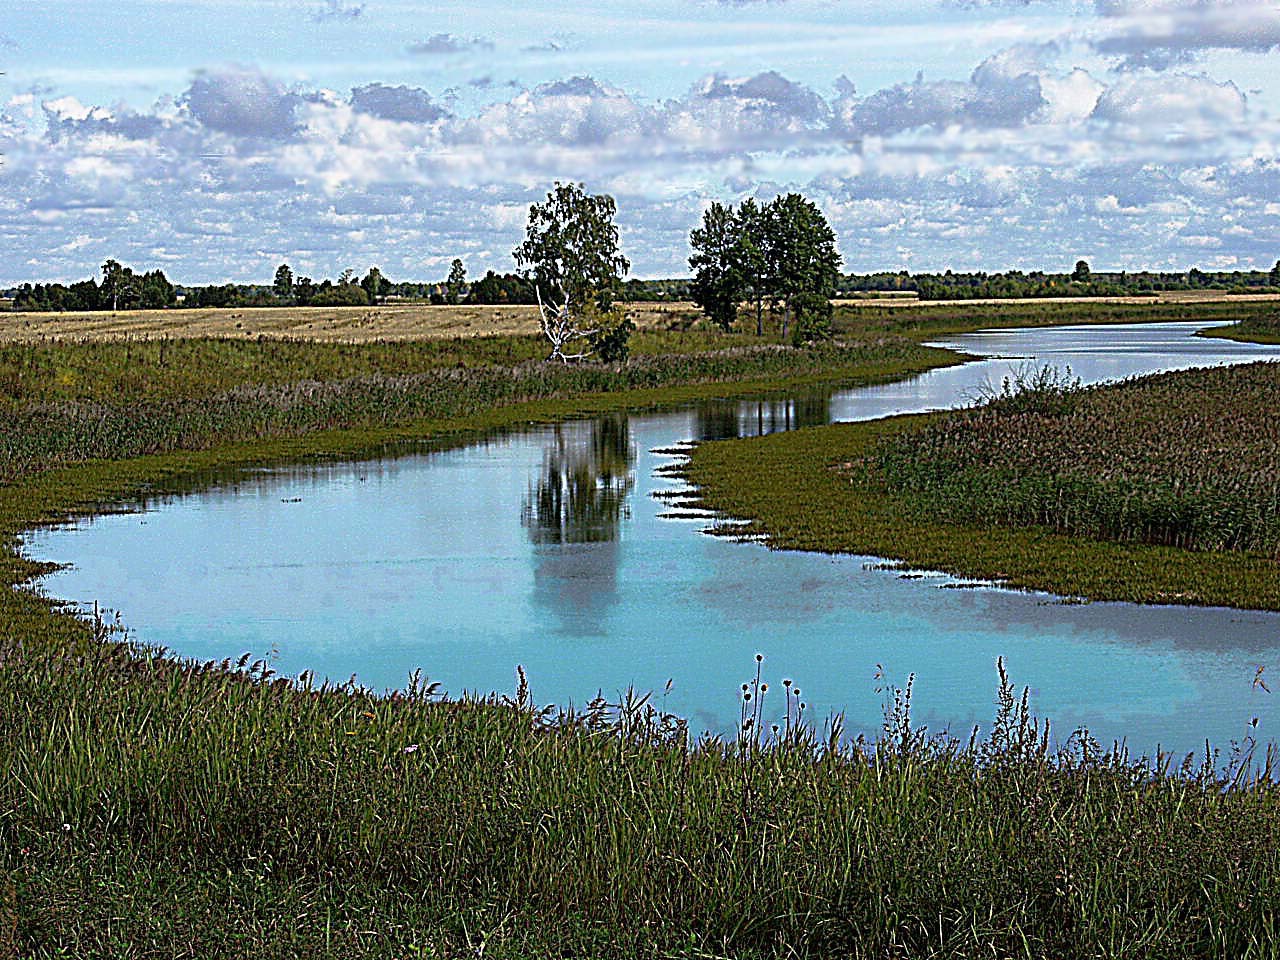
[521,415,636,635]
[693,392,832,441]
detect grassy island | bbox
[682,361,1280,610]
[4,302,1280,957]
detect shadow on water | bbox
[522,414,636,636]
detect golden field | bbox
[2,291,1276,343]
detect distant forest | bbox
[5,258,1279,312]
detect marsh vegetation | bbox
[6,300,1280,956]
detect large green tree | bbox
[100,259,130,312]
[735,198,772,336]
[688,202,744,333]
[361,267,387,304]
[688,195,839,338]
[513,182,631,362]
[763,194,841,340]
[273,263,294,301]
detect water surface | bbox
[26,322,1280,758]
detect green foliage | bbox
[1073,259,1091,282]
[466,269,536,305]
[789,291,834,346]
[273,263,294,301]
[687,194,840,337]
[513,181,630,313]
[764,193,841,336]
[586,310,635,363]
[445,258,466,305]
[688,201,745,332]
[360,267,387,304]
[311,282,370,307]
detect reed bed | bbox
[5,628,1279,958]
[1210,308,1280,345]
[0,338,932,483]
[866,362,1280,556]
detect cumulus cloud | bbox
[1093,0,1280,68]
[350,83,449,123]
[182,68,302,139]
[407,33,494,55]
[1091,74,1247,131]
[842,52,1045,137]
[4,42,1279,284]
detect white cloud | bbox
[4,39,1280,283]
[182,68,302,140]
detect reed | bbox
[867,362,1280,556]
[5,632,1279,958]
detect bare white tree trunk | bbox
[536,286,598,362]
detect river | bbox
[24,321,1280,758]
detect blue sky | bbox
[3,0,1280,283]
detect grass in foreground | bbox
[680,367,1280,609]
[5,630,1280,959]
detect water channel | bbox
[24,321,1280,758]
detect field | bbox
[3,290,1276,343]
[5,299,1280,956]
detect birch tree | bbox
[513,182,631,362]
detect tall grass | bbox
[866,362,1280,556]
[5,626,1280,958]
[0,338,932,482]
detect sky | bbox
[2,0,1279,284]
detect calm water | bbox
[25,322,1280,758]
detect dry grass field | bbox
[2,291,1275,343]
[0,301,706,343]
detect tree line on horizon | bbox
[6,224,1280,317]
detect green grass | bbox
[7,305,1280,956]
[869,363,1280,556]
[6,635,1280,958]
[1197,309,1280,345]
[681,367,1280,610]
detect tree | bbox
[101,259,128,311]
[688,201,744,332]
[1073,259,1091,282]
[1271,260,1280,288]
[735,198,772,336]
[361,267,387,304]
[273,263,294,301]
[763,194,841,339]
[138,269,175,309]
[295,276,316,306]
[790,291,834,345]
[445,258,467,305]
[513,182,631,362]
[467,270,536,305]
